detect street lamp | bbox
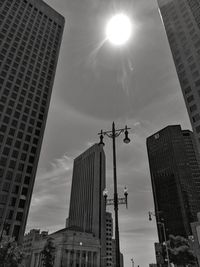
[148,211,170,267]
[131,258,134,267]
[103,187,128,209]
[98,122,131,267]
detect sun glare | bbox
[106,13,132,46]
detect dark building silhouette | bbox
[0,0,64,242]
[147,125,200,241]
[68,144,106,266]
[157,0,200,152]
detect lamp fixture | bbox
[123,126,131,144]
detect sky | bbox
[26,0,192,266]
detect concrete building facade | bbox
[157,0,200,152]
[30,228,101,267]
[147,125,200,241]
[68,144,106,265]
[0,0,64,242]
[22,229,48,267]
[105,212,113,267]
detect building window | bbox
[12,185,19,194]
[196,125,200,133]
[15,173,22,183]
[22,187,28,196]
[7,210,14,220]
[3,147,10,156]
[19,199,25,209]
[12,150,19,158]
[0,195,8,204]
[187,95,194,103]
[13,225,20,240]
[9,160,16,169]
[26,166,32,174]
[192,114,200,122]
[24,176,30,185]
[190,104,197,112]
[6,171,13,181]
[2,182,10,192]
[195,79,200,87]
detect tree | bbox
[0,236,24,267]
[167,235,197,267]
[41,238,55,267]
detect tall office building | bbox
[68,144,106,265]
[0,0,64,242]
[147,125,200,241]
[157,0,200,152]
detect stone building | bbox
[30,228,101,267]
[22,229,48,266]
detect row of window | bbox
[0,119,41,136]
[1,0,62,29]
[0,205,24,222]
[1,146,36,162]
[0,168,31,184]
[0,157,33,174]
[0,154,36,174]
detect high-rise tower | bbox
[147,125,200,240]
[157,0,200,152]
[68,144,106,265]
[0,0,64,242]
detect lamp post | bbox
[148,211,170,267]
[98,122,131,267]
[131,258,134,267]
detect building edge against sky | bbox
[157,0,200,152]
[0,0,64,242]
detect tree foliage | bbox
[0,236,24,267]
[167,235,196,266]
[41,238,55,267]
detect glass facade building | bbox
[147,125,200,240]
[0,0,64,242]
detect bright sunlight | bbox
[105,13,132,46]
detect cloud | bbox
[27,153,74,231]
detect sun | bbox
[106,13,132,46]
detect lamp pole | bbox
[112,122,120,267]
[158,222,170,267]
[131,258,134,267]
[148,211,170,267]
[99,122,131,267]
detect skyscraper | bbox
[147,125,200,240]
[68,144,106,265]
[0,0,64,242]
[157,0,200,151]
